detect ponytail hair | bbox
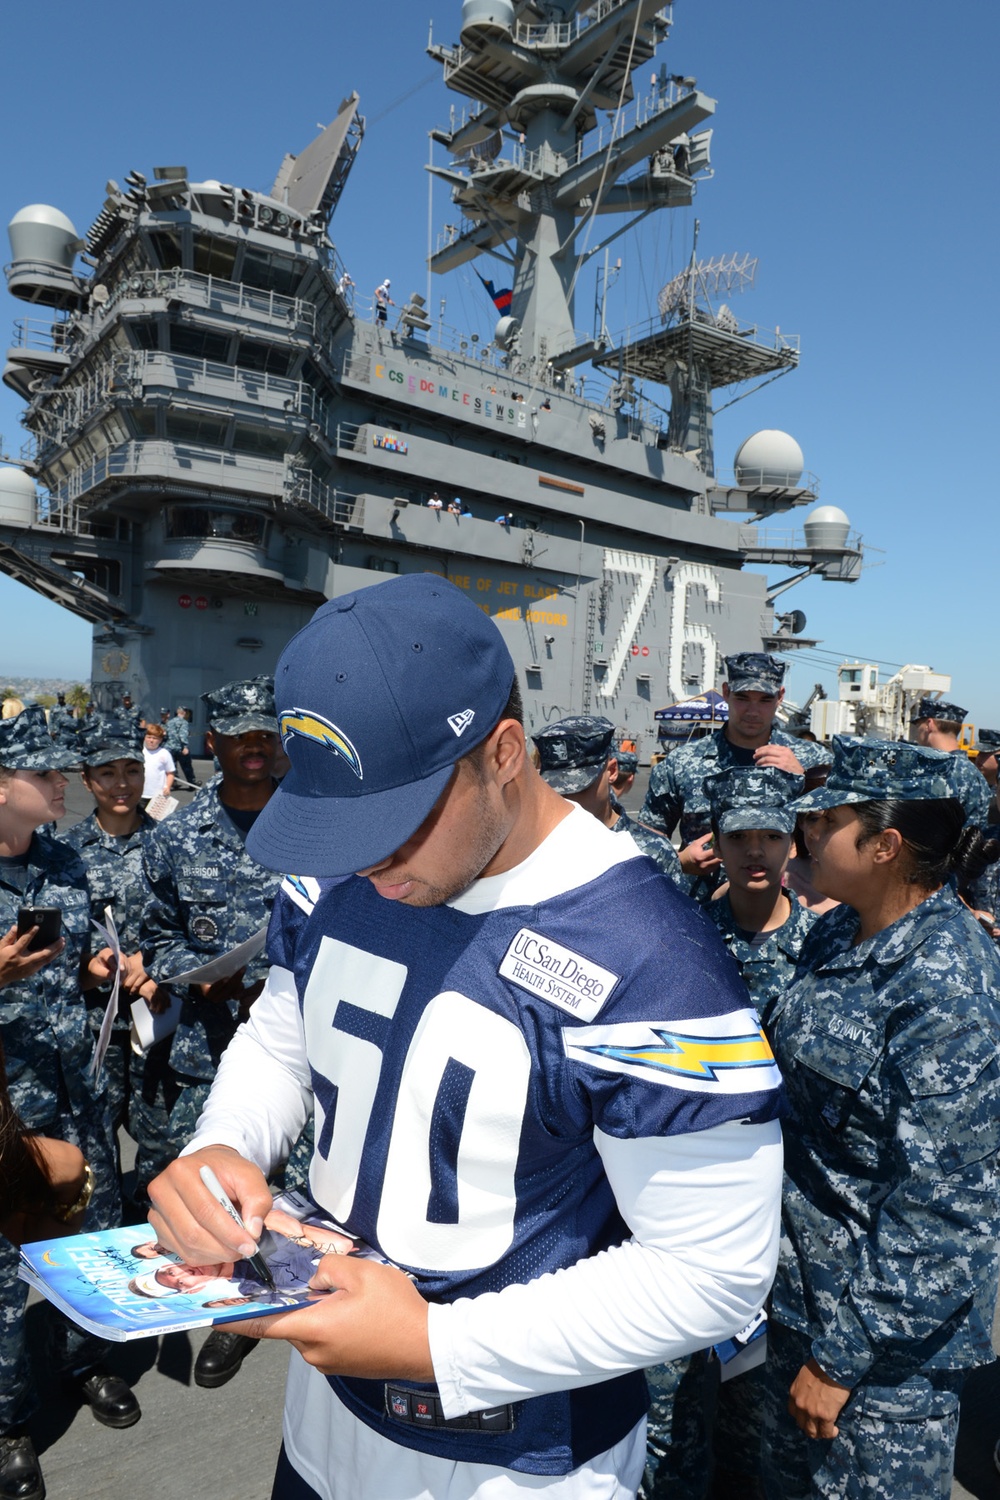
[853,798,1000,889]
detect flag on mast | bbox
[473,268,513,314]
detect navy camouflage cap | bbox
[0,705,80,771]
[77,713,145,768]
[793,735,959,812]
[911,697,967,724]
[613,748,639,777]
[706,765,804,834]
[977,728,1000,753]
[724,652,787,694]
[532,715,615,795]
[202,676,277,736]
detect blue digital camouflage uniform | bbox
[641,651,830,851]
[640,726,830,848]
[0,813,120,1429]
[47,703,78,746]
[137,777,281,1178]
[761,882,1000,1498]
[609,796,685,889]
[641,762,812,1499]
[62,808,156,1137]
[910,698,990,827]
[705,891,815,1031]
[942,748,990,827]
[138,675,312,1191]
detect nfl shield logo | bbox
[390,1393,409,1418]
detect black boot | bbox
[0,1431,44,1500]
[66,1367,141,1429]
[194,1330,260,1389]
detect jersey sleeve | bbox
[556,889,783,1140]
[429,1117,782,1416]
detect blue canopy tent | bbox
[654,690,728,742]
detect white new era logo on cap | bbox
[448,709,476,736]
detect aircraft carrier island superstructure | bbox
[0,0,864,753]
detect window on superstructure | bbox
[168,325,231,362]
[165,506,269,545]
[164,412,228,446]
[235,341,291,376]
[130,410,156,437]
[241,250,300,296]
[149,231,182,270]
[131,322,160,351]
[193,237,238,279]
[231,424,287,458]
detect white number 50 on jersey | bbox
[303,937,531,1273]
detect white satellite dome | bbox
[8,204,79,269]
[734,429,804,488]
[0,466,37,528]
[803,504,850,550]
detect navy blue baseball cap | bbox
[247,575,516,876]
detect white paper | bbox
[129,991,184,1053]
[145,793,179,821]
[162,923,268,986]
[89,907,122,1079]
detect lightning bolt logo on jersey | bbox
[280,708,363,779]
[271,840,782,1475]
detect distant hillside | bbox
[0,676,89,703]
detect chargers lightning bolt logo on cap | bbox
[280,708,363,779]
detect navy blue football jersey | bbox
[269,842,781,1475]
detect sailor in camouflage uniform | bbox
[139,677,305,1390]
[761,736,1000,1499]
[47,692,78,748]
[640,654,830,897]
[0,708,139,1494]
[703,765,816,1029]
[910,696,990,826]
[138,678,282,1176]
[62,714,162,1159]
[532,715,686,887]
[642,766,813,1500]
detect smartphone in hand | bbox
[17,907,62,953]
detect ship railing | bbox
[713,467,820,496]
[606,308,800,355]
[41,441,293,515]
[97,268,317,335]
[284,466,363,529]
[515,0,671,49]
[127,351,325,420]
[737,523,863,553]
[336,317,658,424]
[10,316,73,353]
[559,77,704,171]
[438,1,671,70]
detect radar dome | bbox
[8,205,79,270]
[734,429,804,488]
[803,505,850,551]
[0,466,37,528]
[461,0,515,44]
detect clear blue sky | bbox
[2,2,996,719]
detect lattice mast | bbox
[427,0,715,370]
